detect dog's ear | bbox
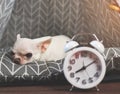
[38,38,52,53]
[17,34,21,40]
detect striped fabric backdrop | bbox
[0,0,15,41]
[0,0,120,48]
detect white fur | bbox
[38,35,70,61]
[12,35,70,64]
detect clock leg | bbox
[69,85,74,91]
[95,86,100,91]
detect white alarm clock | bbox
[63,34,106,90]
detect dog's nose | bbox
[14,58,20,64]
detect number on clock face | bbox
[76,77,80,82]
[68,66,72,71]
[70,59,75,64]
[82,79,87,85]
[70,72,75,78]
[94,72,100,78]
[88,77,93,83]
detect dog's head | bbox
[11,34,51,65]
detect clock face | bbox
[63,47,106,89]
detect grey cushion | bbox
[0,47,120,84]
[0,48,64,84]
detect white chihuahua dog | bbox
[12,34,70,65]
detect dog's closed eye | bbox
[25,53,32,58]
[11,51,15,56]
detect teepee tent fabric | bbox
[0,0,15,40]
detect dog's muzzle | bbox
[14,58,20,64]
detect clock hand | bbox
[85,60,96,68]
[75,66,86,73]
[75,60,96,73]
[75,60,86,73]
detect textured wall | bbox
[1,0,120,48]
